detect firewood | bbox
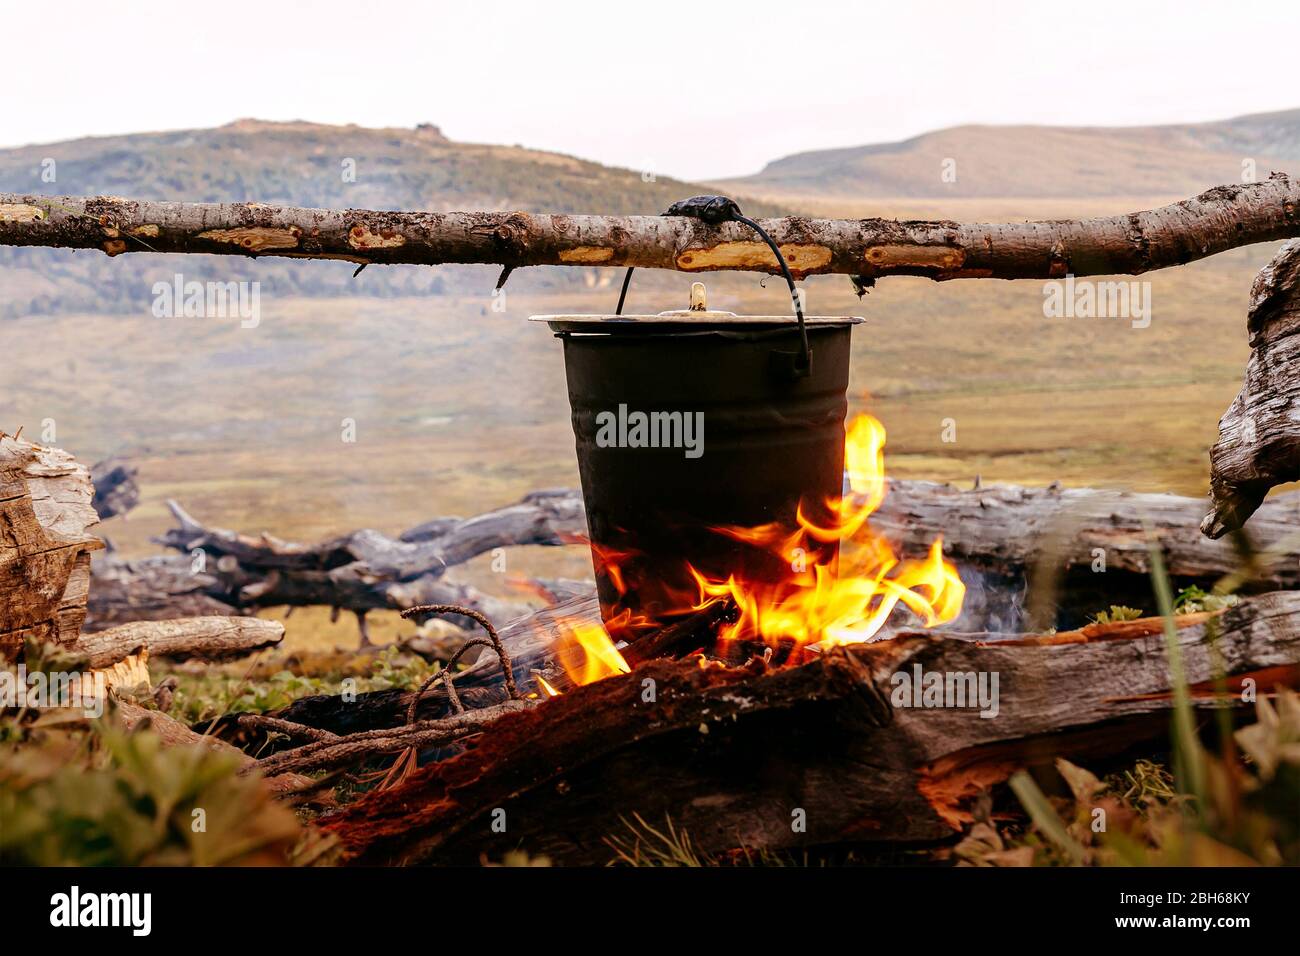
[317,592,1300,865]
[621,598,739,664]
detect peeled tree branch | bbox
[2,175,1299,281]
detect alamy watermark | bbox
[50,886,151,936]
[0,665,104,718]
[152,273,260,328]
[890,663,999,718]
[1042,274,1151,329]
[595,404,704,459]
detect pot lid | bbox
[529,281,863,332]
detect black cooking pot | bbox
[532,284,861,639]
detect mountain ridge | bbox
[718,109,1300,200]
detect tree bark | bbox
[1204,238,1300,538]
[0,437,103,658]
[316,591,1300,865]
[74,616,285,668]
[3,177,1298,281]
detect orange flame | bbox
[541,413,964,692]
[535,673,561,697]
[546,621,631,694]
[686,413,964,649]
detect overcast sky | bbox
[7,0,1298,181]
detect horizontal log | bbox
[74,616,285,668]
[3,178,1298,281]
[878,479,1300,583]
[157,491,583,578]
[319,591,1300,865]
[87,553,247,630]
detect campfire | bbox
[548,412,966,689]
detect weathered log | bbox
[156,493,578,623]
[157,492,583,577]
[102,470,1300,667]
[2,177,1298,281]
[1204,238,1300,538]
[86,553,246,630]
[319,592,1300,865]
[877,479,1300,629]
[86,491,585,634]
[75,616,285,668]
[0,437,103,658]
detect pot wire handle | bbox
[614,195,811,376]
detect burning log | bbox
[621,598,739,665]
[875,479,1300,629]
[318,591,1300,865]
[2,178,1298,281]
[0,436,103,658]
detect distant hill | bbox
[0,118,739,213]
[7,111,1300,319]
[717,109,1300,201]
[0,120,778,318]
